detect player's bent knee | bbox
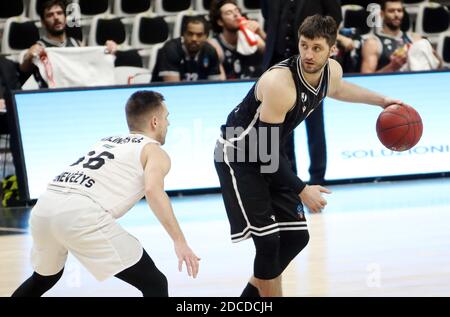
[253,234,282,280]
[290,230,310,252]
[279,230,310,270]
[141,269,168,297]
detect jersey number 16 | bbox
[70,151,115,170]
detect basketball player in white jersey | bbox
[12,91,200,297]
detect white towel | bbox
[33,46,116,88]
[406,39,440,71]
[236,18,259,56]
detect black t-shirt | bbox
[152,38,221,82]
[211,34,263,79]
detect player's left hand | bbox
[174,241,201,278]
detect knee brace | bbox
[252,233,281,280]
[279,230,310,271]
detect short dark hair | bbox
[209,0,238,34]
[38,0,67,20]
[298,15,338,48]
[125,91,165,131]
[380,0,403,11]
[182,15,210,35]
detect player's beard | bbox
[47,25,66,36]
[301,57,328,74]
[48,28,65,36]
[44,17,66,37]
[187,43,201,56]
[301,61,323,74]
[385,19,401,32]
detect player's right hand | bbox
[242,19,261,34]
[174,241,201,278]
[299,185,332,213]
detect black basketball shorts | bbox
[214,140,308,243]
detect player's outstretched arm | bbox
[327,59,404,109]
[142,143,200,278]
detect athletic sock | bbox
[240,282,260,297]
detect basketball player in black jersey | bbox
[361,0,441,73]
[152,15,222,82]
[361,0,417,73]
[214,15,405,297]
[208,0,265,79]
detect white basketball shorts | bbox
[29,190,143,281]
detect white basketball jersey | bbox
[47,134,159,218]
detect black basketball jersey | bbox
[220,55,330,145]
[374,30,413,70]
[152,38,221,82]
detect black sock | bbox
[240,282,260,297]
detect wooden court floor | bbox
[1,178,449,297]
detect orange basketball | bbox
[376,104,423,151]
